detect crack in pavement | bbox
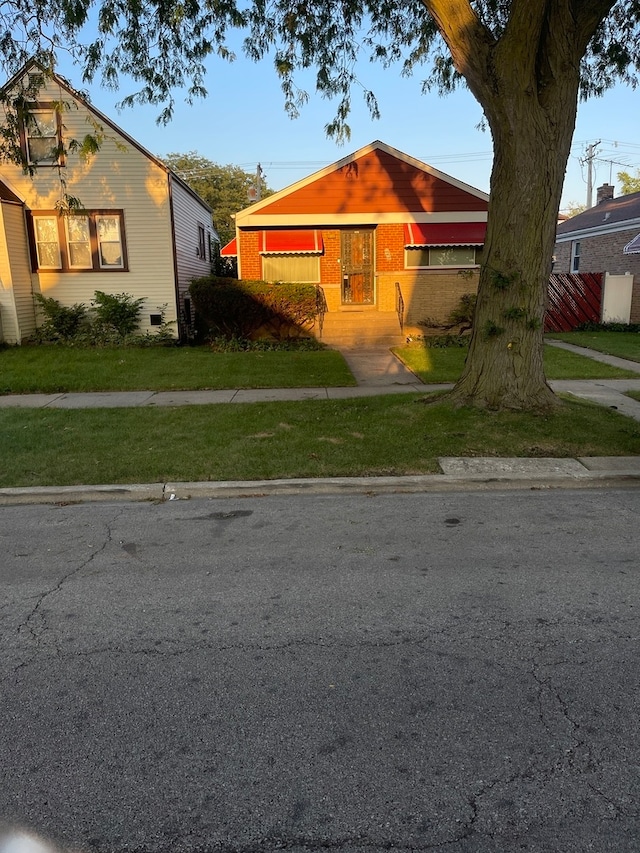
[6,510,124,680]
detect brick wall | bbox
[376,269,480,336]
[237,230,261,280]
[554,228,640,322]
[376,224,406,272]
[238,224,482,327]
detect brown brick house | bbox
[221,141,489,345]
[554,185,640,323]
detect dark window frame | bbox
[27,210,129,273]
[197,223,206,259]
[20,102,65,167]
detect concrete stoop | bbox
[317,310,406,347]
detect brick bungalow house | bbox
[221,141,489,345]
[554,185,640,323]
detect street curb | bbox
[2,468,640,506]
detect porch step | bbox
[316,311,406,347]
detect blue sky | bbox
[58,36,640,211]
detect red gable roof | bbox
[236,142,488,223]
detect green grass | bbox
[393,341,639,382]
[1,395,639,488]
[547,331,640,363]
[0,345,356,394]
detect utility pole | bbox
[583,141,601,208]
[247,164,264,203]
[255,163,263,201]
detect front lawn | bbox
[1,395,639,488]
[393,341,638,383]
[0,345,356,394]
[546,331,640,363]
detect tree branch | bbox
[420,0,496,101]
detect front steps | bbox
[316,310,406,347]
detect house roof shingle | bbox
[557,191,640,236]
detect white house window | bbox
[65,216,92,268]
[30,211,127,272]
[405,246,477,268]
[96,216,124,268]
[24,107,62,165]
[33,217,62,268]
[262,254,321,283]
[571,240,581,272]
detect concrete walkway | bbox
[2,343,640,504]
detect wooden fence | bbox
[545,272,603,332]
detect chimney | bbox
[596,183,614,204]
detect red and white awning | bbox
[404,222,486,247]
[624,233,640,255]
[220,237,237,257]
[259,229,323,254]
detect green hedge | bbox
[189,276,319,340]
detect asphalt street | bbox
[1,488,639,852]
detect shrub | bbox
[207,335,325,352]
[92,290,145,337]
[34,294,88,342]
[31,293,174,348]
[190,277,270,339]
[418,292,477,335]
[190,276,319,341]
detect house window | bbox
[197,224,206,259]
[24,106,62,166]
[571,240,581,273]
[261,254,321,283]
[30,211,127,272]
[65,217,92,268]
[33,217,62,269]
[405,246,477,268]
[96,215,124,268]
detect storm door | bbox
[340,228,374,305]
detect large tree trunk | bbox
[422,0,615,411]
[448,89,578,410]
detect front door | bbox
[341,229,374,305]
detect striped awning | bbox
[624,233,640,255]
[220,237,237,257]
[259,229,323,254]
[404,222,486,247]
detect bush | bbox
[92,291,145,337]
[418,292,477,334]
[207,335,325,352]
[34,294,88,342]
[190,276,319,341]
[30,292,174,348]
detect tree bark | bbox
[421,0,616,410]
[449,74,579,410]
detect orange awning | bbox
[220,237,237,257]
[259,230,323,254]
[404,222,486,247]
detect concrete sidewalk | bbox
[2,344,640,421]
[1,343,640,505]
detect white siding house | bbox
[0,60,218,344]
